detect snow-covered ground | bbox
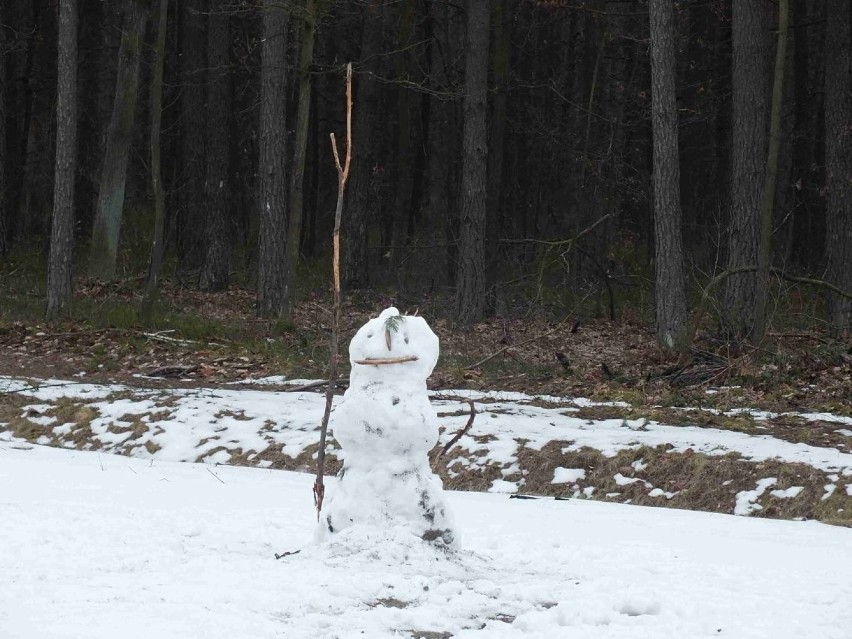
[2,376,851,503]
[1,442,850,638]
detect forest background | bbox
[0,0,850,403]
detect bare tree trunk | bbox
[47,0,78,318]
[485,0,510,275]
[199,0,232,291]
[754,0,790,342]
[88,0,147,280]
[824,0,852,336]
[649,0,689,351]
[256,3,290,318]
[722,0,772,340]
[389,0,416,277]
[286,0,323,303]
[0,3,6,258]
[342,5,385,289]
[454,0,490,325]
[176,0,206,279]
[141,0,169,319]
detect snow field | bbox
[2,443,851,638]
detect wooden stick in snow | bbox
[314,63,353,521]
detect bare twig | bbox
[431,400,476,470]
[283,378,349,393]
[206,466,225,484]
[314,62,353,520]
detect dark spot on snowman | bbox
[367,332,373,338]
[326,516,334,533]
[392,396,400,405]
[404,334,409,344]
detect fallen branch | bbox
[141,330,197,346]
[284,379,349,393]
[353,355,419,366]
[690,266,852,345]
[144,364,200,378]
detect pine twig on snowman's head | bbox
[383,314,404,350]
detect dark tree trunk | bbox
[287,0,323,301]
[142,0,169,319]
[389,0,416,279]
[485,0,510,276]
[342,5,385,289]
[199,0,232,291]
[0,3,6,257]
[824,0,852,336]
[88,0,147,280]
[649,0,689,351]
[722,0,772,340]
[47,0,79,318]
[256,3,289,318]
[754,0,790,342]
[454,0,490,325]
[177,0,206,278]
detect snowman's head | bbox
[348,307,439,381]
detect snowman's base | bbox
[319,463,457,548]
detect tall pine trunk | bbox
[199,0,232,291]
[754,0,790,341]
[0,2,6,257]
[47,0,78,318]
[824,0,852,336]
[177,0,206,278]
[287,0,323,302]
[649,0,689,351]
[88,0,147,280]
[722,0,772,340]
[256,3,289,318]
[454,0,490,325]
[141,0,169,319]
[342,5,384,290]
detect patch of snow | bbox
[489,479,519,494]
[551,467,586,484]
[614,473,640,486]
[632,459,647,472]
[822,484,837,501]
[770,486,804,499]
[735,478,777,516]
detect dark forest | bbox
[1,0,850,347]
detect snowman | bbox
[318,307,456,547]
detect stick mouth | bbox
[353,355,419,366]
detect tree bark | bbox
[88,0,147,280]
[722,0,772,340]
[454,0,490,325]
[141,0,169,319]
[256,3,290,318]
[342,5,385,289]
[176,0,206,278]
[485,0,510,276]
[287,0,323,300]
[649,0,689,351]
[47,0,79,318]
[199,0,232,291]
[0,2,6,257]
[755,0,790,342]
[389,0,416,277]
[824,0,852,336]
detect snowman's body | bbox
[318,307,456,547]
